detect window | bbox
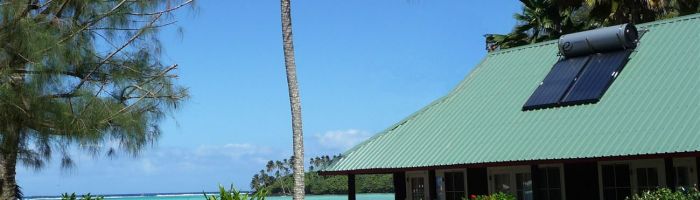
[493,174,511,194]
[635,168,659,193]
[601,164,631,200]
[675,166,691,188]
[515,173,533,200]
[600,160,668,200]
[537,167,563,200]
[444,172,466,200]
[673,158,697,189]
[489,166,532,200]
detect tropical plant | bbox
[60,193,105,200]
[279,0,306,199]
[486,0,700,51]
[486,0,585,51]
[0,0,193,198]
[203,185,267,200]
[626,187,700,200]
[583,0,663,25]
[465,193,516,200]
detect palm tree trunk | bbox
[280,0,305,199]
[0,128,20,200]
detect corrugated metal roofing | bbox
[322,13,700,173]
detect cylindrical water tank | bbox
[558,23,638,58]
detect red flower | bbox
[469,194,477,199]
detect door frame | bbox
[407,171,430,200]
[437,169,468,200]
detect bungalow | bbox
[319,14,700,200]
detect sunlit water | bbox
[26,193,394,200]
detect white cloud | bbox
[195,143,273,160]
[141,159,158,174]
[314,129,371,151]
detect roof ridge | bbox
[487,13,700,56]
[640,12,700,28]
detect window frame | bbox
[673,157,697,189]
[488,165,532,200]
[437,169,467,200]
[536,164,566,200]
[598,159,666,200]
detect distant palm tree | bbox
[309,158,316,171]
[280,0,305,199]
[251,174,262,191]
[266,160,275,173]
[275,160,285,175]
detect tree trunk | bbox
[280,0,305,199]
[0,128,20,200]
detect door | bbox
[407,173,429,200]
[601,164,632,200]
[444,171,466,200]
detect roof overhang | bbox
[319,151,700,176]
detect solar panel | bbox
[561,50,633,104]
[522,56,591,111]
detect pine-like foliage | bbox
[0,0,193,198]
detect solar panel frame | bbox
[522,55,591,111]
[561,49,633,105]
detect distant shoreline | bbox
[25,192,219,199]
[25,192,394,199]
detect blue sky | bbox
[20,0,522,196]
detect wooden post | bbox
[394,172,407,200]
[665,158,676,190]
[348,174,356,200]
[697,157,700,187]
[429,170,437,200]
[530,165,541,200]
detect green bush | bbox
[60,193,104,200]
[465,193,516,200]
[627,187,700,200]
[203,185,267,200]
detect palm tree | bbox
[266,160,275,173]
[583,0,666,24]
[514,0,560,43]
[280,0,305,198]
[251,174,262,191]
[275,160,285,175]
[309,158,316,171]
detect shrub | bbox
[627,187,700,200]
[465,193,516,200]
[203,185,267,200]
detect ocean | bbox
[26,193,394,200]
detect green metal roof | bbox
[322,14,700,173]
